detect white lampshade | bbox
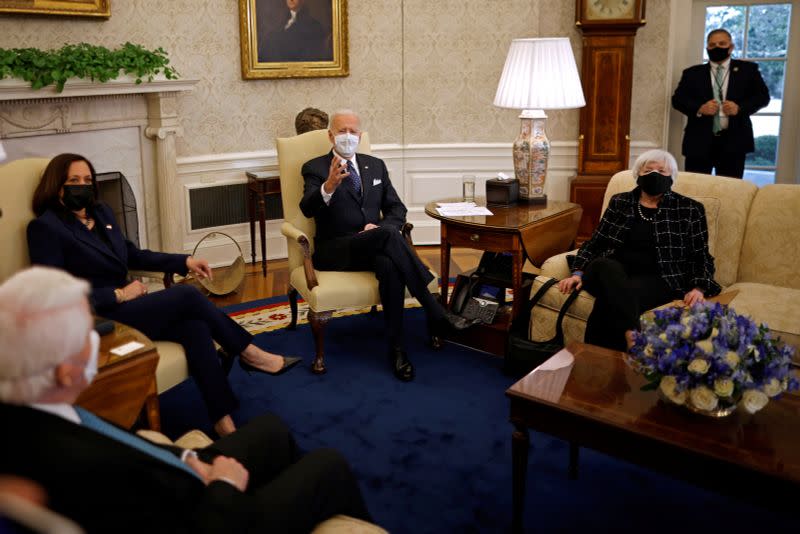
[493,37,585,111]
[0,141,6,163]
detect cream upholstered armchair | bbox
[0,158,188,400]
[277,130,439,374]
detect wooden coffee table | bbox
[506,342,800,533]
[76,321,160,430]
[425,198,581,355]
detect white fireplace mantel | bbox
[0,76,199,252]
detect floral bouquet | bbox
[627,302,799,416]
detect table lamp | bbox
[493,37,585,203]
[0,141,6,163]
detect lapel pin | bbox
[106,224,113,229]
[733,67,739,72]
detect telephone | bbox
[450,275,502,325]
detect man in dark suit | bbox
[299,110,476,382]
[672,28,770,178]
[257,0,332,62]
[0,267,372,534]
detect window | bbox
[703,3,792,186]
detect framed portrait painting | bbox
[239,0,348,79]
[0,0,110,17]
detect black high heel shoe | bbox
[239,355,302,376]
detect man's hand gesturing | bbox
[323,158,349,194]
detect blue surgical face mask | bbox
[334,133,359,158]
[83,330,100,385]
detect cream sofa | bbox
[530,170,800,360]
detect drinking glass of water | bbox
[462,175,476,203]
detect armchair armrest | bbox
[539,250,578,280]
[280,221,319,290]
[129,270,175,288]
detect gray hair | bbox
[632,149,679,183]
[0,267,91,403]
[329,108,360,130]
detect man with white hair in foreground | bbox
[0,267,372,533]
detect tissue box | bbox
[486,178,519,206]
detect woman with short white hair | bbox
[558,149,721,351]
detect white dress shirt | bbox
[709,57,731,130]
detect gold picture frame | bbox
[239,0,348,80]
[0,0,110,18]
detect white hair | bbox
[632,149,679,183]
[329,108,360,130]
[0,267,91,403]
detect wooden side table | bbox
[246,171,281,277]
[76,322,160,430]
[425,198,582,355]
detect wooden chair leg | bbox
[308,309,331,374]
[288,288,298,330]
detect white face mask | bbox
[333,133,359,158]
[83,330,100,385]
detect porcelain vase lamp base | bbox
[512,109,549,204]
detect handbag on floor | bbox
[504,278,581,377]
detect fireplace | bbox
[96,171,139,247]
[0,76,198,251]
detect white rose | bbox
[695,339,714,354]
[644,344,654,357]
[688,358,710,375]
[713,378,734,398]
[660,376,687,405]
[689,386,719,412]
[724,351,740,368]
[741,389,769,414]
[659,333,668,342]
[763,378,783,398]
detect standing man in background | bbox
[672,28,770,178]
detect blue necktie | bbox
[346,160,362,195]
[75,406,201,479]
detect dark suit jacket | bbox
[258,8,331,62]
[27,203,188,312]
[0,403,244,534]
[672,59,770,158]
[299,151,407,268]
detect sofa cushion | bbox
[602,171,757,288]
[737,184,800,290]
[726,282,800,359]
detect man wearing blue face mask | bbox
[672,28,770,179]
[300,110,478,381]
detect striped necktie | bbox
[713,65,725,134]
[346,160,362,195]
[75,406,201,479]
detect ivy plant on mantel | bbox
[0,42,179,92]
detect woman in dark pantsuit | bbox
[26,154,300,436]
[558,149,721,351]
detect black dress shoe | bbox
[389,347,414,382]
[239,356,302,376]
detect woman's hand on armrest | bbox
[558,275,583,294]
[683,288,705,306]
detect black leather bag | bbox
[504,278,581,377]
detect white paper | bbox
[436,201,477,208]
[435,206,494,217]
[110,341,145,356]
[526,348,575,403]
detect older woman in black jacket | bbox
[26,153,301,436]
[558,149,721,351]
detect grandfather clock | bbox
[571,0,646,244]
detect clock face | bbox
[585,0,636,20]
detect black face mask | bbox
[62,184,95,211]
[637,172,672,196]
[707,47,730,63]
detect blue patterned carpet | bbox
[158,296,793,533]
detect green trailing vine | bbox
[0,42,179,92]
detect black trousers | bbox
[205,413,372,533]
[313,226,442,349]
[581,258,675,352]
[101,284,252,424]
[684,131,746,178]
